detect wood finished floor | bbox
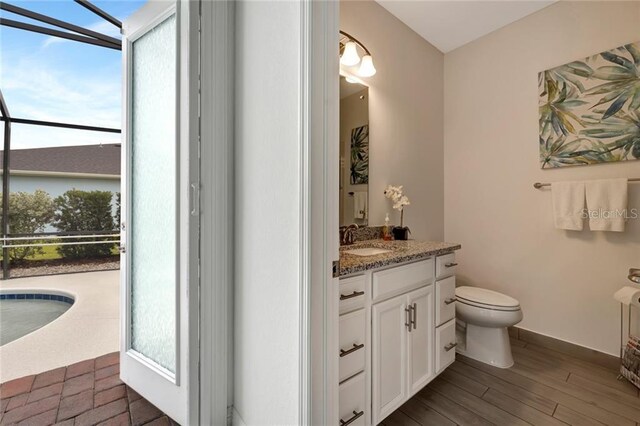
[382,338,640,426]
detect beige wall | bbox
[340,87,369,226]
[444,1,640,355]
[341,0,444,240]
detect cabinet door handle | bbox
[445,262,458,268]
[411,303,417,330]
[445,342,457,352]
[340,290,364,300]
[444,297,456,305]
[340,410,364,426]
[405,306,412,332]
[339,343,364,358]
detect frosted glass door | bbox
[130,13,177,375]
[120,2,195,424]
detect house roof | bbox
[0,144,121,176]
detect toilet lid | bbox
[456,286,519,308]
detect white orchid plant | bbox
[384,185,410,228]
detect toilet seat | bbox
[456,286,520,312]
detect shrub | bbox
[53,189,116,259]
[115,192,121,229]
[0,190,55,261]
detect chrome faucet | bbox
[340,224,359,246]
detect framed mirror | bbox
[339,76,369,226]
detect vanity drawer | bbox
[339,275,366,314]
[436,276,456,326]
[372,258,434,302]
[436,253,457,279]
[339,309,366,382]
[339,372,366,426]
[435,318,457,373]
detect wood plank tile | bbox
[508,327,519,339]
[458,355,635,426]
[449,360,558,415]
[521,344,639,397]
[380,409,421,426]
[511,350,571,381]
[567,373,640,410]
[414,387,493,426]
[506,360,640,422]
[429,377,530,426]
[388,339,640,426]
[398,398,455,426]
[553,405,607,426]
[510,337,528,348]
[517,329,619,371]
[439,368,489,397]
[482,388,567,426]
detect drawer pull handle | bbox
[340,291,364,300]
[445,262,458,268]
[444,297,457,305]
[339,343,364,357]
[445,342,457,352]
[340,410,364,426]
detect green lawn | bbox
[0,244,121,262]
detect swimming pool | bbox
[0,292,75,346]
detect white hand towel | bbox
[551,181,585,231]
[585,178,628,232]
[353,192,367,219]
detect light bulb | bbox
[345,76,359,83]
[340,41,360,66]
[358,55,376,77]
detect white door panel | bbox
[120,1,198,424]
[372,293,407,424]
[407,285,434,396]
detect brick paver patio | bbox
[0,352,177,426]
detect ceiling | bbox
[375,1,556,53]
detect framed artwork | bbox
[539,42,640,168]
[350,124,369,184]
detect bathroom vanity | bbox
[336,240,461,425]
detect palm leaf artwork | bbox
[539,42,640,168]
[350,124,369,185]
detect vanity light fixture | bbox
[340,41,360,66]
[340,30,376,78]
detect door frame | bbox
[199,0,235,424]
[307,1,340,425]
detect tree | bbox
[1,190,55,261]
[53,189,116,259]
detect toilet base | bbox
[457,323,514,368]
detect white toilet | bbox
[455,286,523,368]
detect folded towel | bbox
[551,181,585,231]
[585,178,628,232]
[353,191,367,220]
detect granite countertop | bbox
[339,239,461,277]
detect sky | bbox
[0,0,146,149]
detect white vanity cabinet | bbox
[338,251,458,426]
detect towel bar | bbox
[534,178,640,189]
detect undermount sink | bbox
[344,247,392,257]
